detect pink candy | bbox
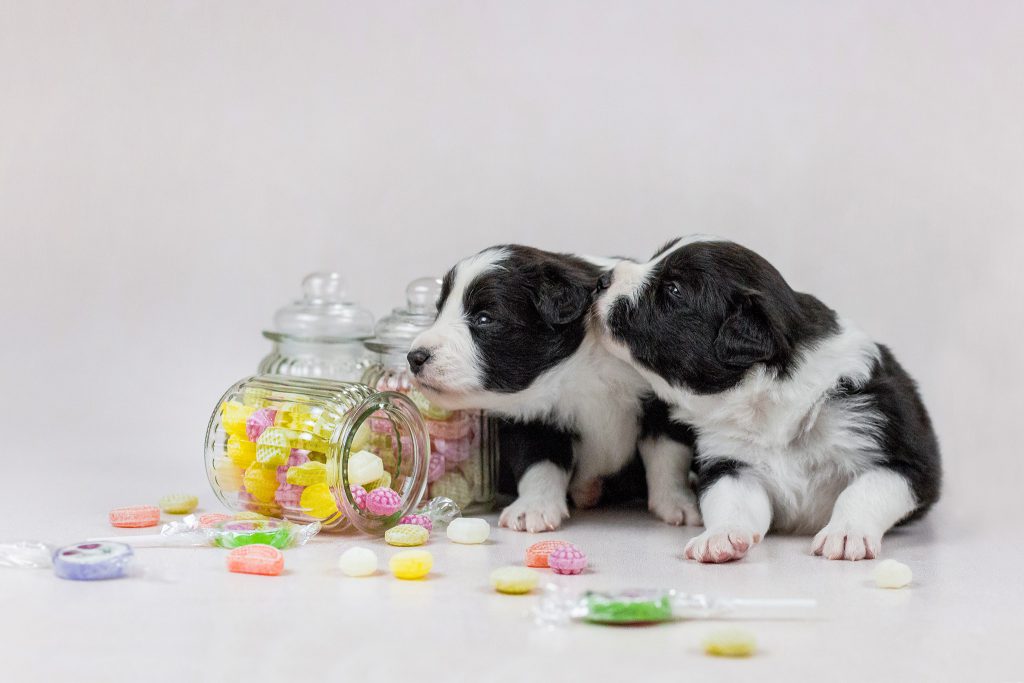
[350,485,367,510]
[276,449,310,483]
[433,437,470,463]
[548,544,587,575]
[427,452,446,483]
[364,487,402,516]
[398,514,433,532]
[274,483,303,507]
[426,415,471,440]
[246,408,278,442]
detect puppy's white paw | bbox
[685,527,761,563]
[569,478,603,509]
[499,494,569,533]
[811,524,880,561]
[648,486,702,527]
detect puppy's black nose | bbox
[407,348,432,374]
[596,272,613,292]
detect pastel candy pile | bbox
[109,505,161,528]
[53,541,134,581]
[364,487,402,516]
[159,493,198,514]
[226,544,284,576]
[384,524,429,547]
[389,549,433,580]
[490,566,539,595]
[525,540,571,568]
[548,544,587,575]
[446,517,490,544]
[339,547,378,577]
[246,407,278,442]
[398,514,433,532]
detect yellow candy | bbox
[384,524,429,547]
[159,493,198,514]
[241,386,272,407]
[243,464,279,503]
[221,401,253,439]
[703,628,757,657]
[389,550,433,580]
[300,483,339,520]
[489,566,539,595]
[364,471,392,492]
[286,461,327,486]
[212,457,244,493]
[256,427,292,466]
[226,438,257,468]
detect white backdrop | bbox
[2,1,1022,528]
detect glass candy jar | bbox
[362,277,498,514]
[258,272,375,381]
[205,374,429,534]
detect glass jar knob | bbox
[302,272,347,305]
[406,277,442,315]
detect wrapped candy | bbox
[534,587,817,626]
[87,514,321,550]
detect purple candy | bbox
[53,541,134,581]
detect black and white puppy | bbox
[595,236,941,562]
[407,245,701,532]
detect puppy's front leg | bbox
[639,435,701,526]
[812,468,917,561]
[685,465,771,563]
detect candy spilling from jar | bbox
[210,389,413,528]
[366,384,489,512]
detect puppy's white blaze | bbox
[410,248,509,403]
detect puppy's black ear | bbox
[714,291,778,366]
[531,266,591,325]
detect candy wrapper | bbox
[415,496,461,529]
[1,540,169,581]
[88,514,321,550]
[534,587,817,626]
[0,541,54,569]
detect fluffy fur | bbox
[409,245,700,532]
[595,237,941,561]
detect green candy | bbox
[583,591,674,625]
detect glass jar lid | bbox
[366,277,442,352]
[263,272,375,342]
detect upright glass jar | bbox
[362,277,498,514]
[205,374,429,534]
[258,272,376,381]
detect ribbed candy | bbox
[226,438,257,468]
[350,485,367,510]
[384,524,429,547]
[548,544,587,575]
[427,451,445,483]
[226,544,284,576]
[159,494,198,514]
[398,514,433,532]
[243,464,279,503]
[246,407,278,442]
[286,461,327,486]
[364,487,402,516]
[256,427,292,466]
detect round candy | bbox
[398,514,433,532]
[226,438,257,468]
[246,407,278,442]
[159,493,198,514]
[226,544,284,576]
[548,544,587,575]
[300,483,339,520]
[108,505,161,528]
[347,450,385,487]
[212,457,244,493]
[243,464,279,503]
[490,566,539,595]
[286,461,327,486]
[198,513,232,529]
[221,400,253,438]
[389,549,433,580]
[350,484,367,510]
[364,487,402,516]
[385,524,429,547]
[525,540,571,568]
[53,541,134,581]
[339,547,378,577]
[446,517,490,544]
[874,559,913,589]
[430,471,473,510]
[256,427,292,466]
[703,627,757,657]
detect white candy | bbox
[873,559,913,588]
[446,517,490,544]
[338,546,378,577]
[347,450,385,487]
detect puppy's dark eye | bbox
[665,281,683,298]
[473,311,493,326]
